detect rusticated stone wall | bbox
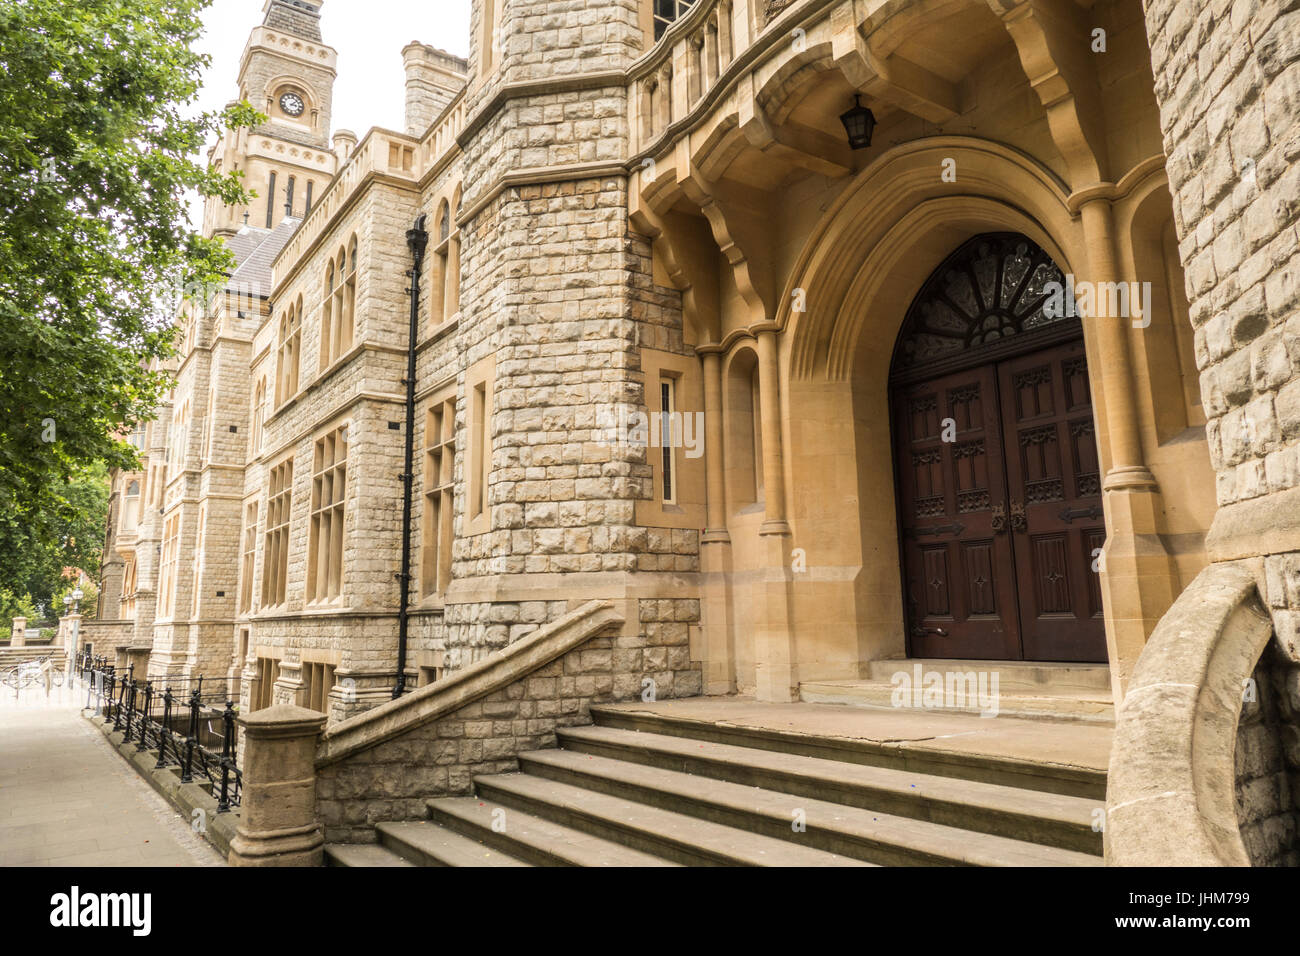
[1142,0,1300,864]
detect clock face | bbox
[279,92,304,117]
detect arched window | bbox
[479,0,502,76]
[251,377,267,454]
[641,78,659,140]
[320,239,357,370]
[276,299,302,406]
[123,480,140,533]
[891,233,1068,376]
[725,347,762,511]
[447,188,462,320]
[653,0,696,41]
[431,195,460,328]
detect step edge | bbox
[473,772,872,867]
[519,749,1102,865]
[425,794,677,867]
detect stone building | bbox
[89,0,1297,865]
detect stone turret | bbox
[402,43,468,136]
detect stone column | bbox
[63,613,81,666]
[700,349,727,539]
[1077,195,1179,701]
[1078,197,1150,480]
[10,617,25,648]
[753,328,797,701]
[755,328,789,536]
[228,705,327,867]
[699,348,735,693]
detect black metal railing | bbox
[84,658,242,810]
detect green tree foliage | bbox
[0,588,38,627]
[0,0,260,607]
[0,460,108,617]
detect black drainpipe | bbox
[394,213,428,698]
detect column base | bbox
[228,822,324,867]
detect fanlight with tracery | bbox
[893,233,1068,372]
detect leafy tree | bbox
[0,0,260,603]
[0,460,109,618]
[0,589,38,628]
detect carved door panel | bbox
[997,340,1107,662]
[893,366,1021,660]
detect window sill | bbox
[418,314,460,353]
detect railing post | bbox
[155,688,174,769]
[228,705,326,867]
[123,680,135,739]
[180,688,200,783]
[136,682,152,751]
[113,668,131,731]
[217,700,236,813]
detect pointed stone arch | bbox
[774,136,1082,382]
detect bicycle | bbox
[2,659,57,690]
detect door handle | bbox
[911,624,949,637]
[1009,500,1027,532]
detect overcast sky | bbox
[189,0,472,223]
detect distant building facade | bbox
[87,0,1299,864]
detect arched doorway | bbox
[890,233,1106,663]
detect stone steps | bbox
[427,793,676,867]
[324,700,1106,867]
[472,771,871,866]
[378,821,531,867]
[519,748,1095,866]
[324,842,416,867]
[864,659,1112,693]
[799,678,1115,724]
[549,724,1102,854]
[589,703,1108,800]
[0,646,59,667]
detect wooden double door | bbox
[893,338,1107,662]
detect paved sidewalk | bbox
[0,681,225,866]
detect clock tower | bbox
[203,0,342,238]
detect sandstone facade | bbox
[87,0,1299,864]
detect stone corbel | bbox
[833,2,959,123]
[863,50,961,124]
[735,74,855,178]
[680,164,779,326]
[987,0,1109,186]
[629,197,722,345]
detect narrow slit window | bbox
[661,377,676,504]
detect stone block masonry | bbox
[1141,0,1300,864]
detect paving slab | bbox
[595,696,1112,775]
[0,684,225,867]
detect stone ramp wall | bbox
[1107,561,1298,865]
[314,598,700,843]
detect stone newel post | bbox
[10,617,26,647]
[228,704,327,867]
